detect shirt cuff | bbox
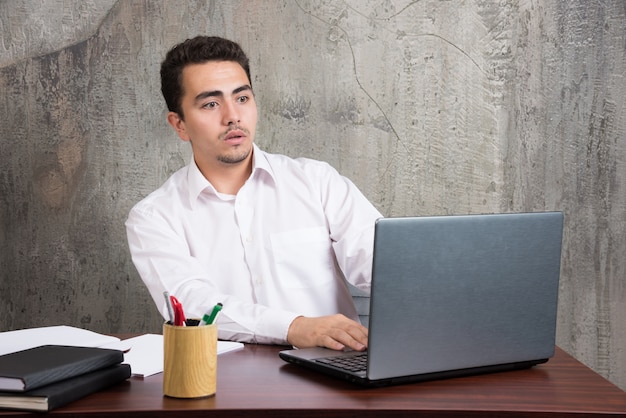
[256,309,301,345]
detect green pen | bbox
[200,303,223,325]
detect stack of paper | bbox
[0,326,120,356]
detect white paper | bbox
[0,325,121,356]
[120,334,244,377]
[119,334,163,377]
[217,340,245,355]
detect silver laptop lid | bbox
[367,212,563,380]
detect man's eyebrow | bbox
[233,85,252,95]
[194,90,222,103]
[194,85,252,103]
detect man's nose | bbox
[222,101,240,126]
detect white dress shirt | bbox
[126,145,382,344]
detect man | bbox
[126,36,382,351]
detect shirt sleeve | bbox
[306,161,383,291]
[125,204,299,345]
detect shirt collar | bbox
[186,144,276,208]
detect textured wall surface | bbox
[1,1,624,390]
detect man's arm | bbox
[125,203,299,345]
[314,161,383,292]
[284,159,380,351]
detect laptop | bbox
[279,212,564,387]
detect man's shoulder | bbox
[130,166,188,213]
[261,149,337,175]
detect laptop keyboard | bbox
[316,352,368,373]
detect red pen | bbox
[170,296,186,326]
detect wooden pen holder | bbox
[163,322,217,398]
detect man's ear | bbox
[167,111,191,142]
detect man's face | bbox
[168,60,257,174]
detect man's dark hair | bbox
[160,36,251,118]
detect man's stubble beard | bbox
[217,145,252,164]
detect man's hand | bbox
[287,314,368,351]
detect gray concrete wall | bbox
[1,0,624,390]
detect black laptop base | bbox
[279,350,548,388]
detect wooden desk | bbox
[2,345,625,417]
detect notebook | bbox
[279,212,564,387]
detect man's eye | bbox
[237,96,249,104]
[203,101,218,109]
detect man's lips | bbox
[224,129,246,142]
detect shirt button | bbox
[245,236,253,243]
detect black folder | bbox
[0,363,131,412]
